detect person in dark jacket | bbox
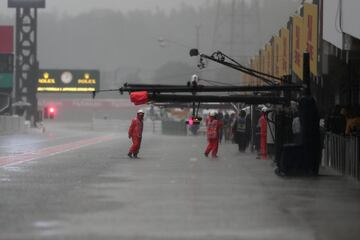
[233,110,249,152]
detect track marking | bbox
[0,135,116,167]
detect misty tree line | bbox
[0,0,299,88]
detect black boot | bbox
[127,152,133,158]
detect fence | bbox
[324,133,360,181]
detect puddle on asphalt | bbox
[0,177,11,182]
[34,221,63,237]
[3,166,26,172]
[34,221,61,229]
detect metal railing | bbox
[324,133,360,181]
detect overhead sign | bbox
[8,0,45,8]
[37,70,100,93]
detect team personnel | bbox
[204,111,223,158]
[128,109,145,158]
[260,107,267,160]
[232,110,249,152]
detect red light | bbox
[49,107,55,113]
[188,118,193,125]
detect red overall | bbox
[128,117,143,154]
[205,118,223,157]
[260,112,267,160]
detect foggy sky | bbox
[1,0,208,16]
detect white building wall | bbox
[342,0,360,40]
[323,0,343,49]
[323,0,360,49]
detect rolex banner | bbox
[37,69,100,93]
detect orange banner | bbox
[265,43,272,76]
[280,28,290,77]
[254,55,260,85]
[304,3,318,76]
[292,16,305,80]
[260,49,266,83]
[249,58,254,85]
[273,36,281,78]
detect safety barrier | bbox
[324,133,360,181]
[0,115,25,135]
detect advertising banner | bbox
[0,26,14,54]
[304,3,318,76]
[292,16,305,80]
[260,49,266,85]
[265,43,273,76]
[273,36,281,78]
[249,58,255,85]
[37,69,100,93]
[280,28,290,77]
[254,55,260,85]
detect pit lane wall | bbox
[0,115,25,135]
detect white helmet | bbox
[209,111,216,117]
[191,74,199,83]
[137,109,145,114]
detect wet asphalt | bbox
[0,122,360,240]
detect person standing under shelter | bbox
[292,112,301,144]
[204,111,223,158]
[232,110,249,152]
[128,109,145,158]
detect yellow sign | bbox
[249,58,256,86]
[38,72,55,84]
[265,43,273,76]
[37,87,96,92]
[78,73,97,84]
[292,16,305,80]
[304,3,318,76]
[273,36,281,78]
[254,55,260,85]
[280,28,290,77]
[260,49,266,79]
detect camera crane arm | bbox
[190,49,285,86]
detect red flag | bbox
[130,91,148,105]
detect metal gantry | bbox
[9,0,45,123]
